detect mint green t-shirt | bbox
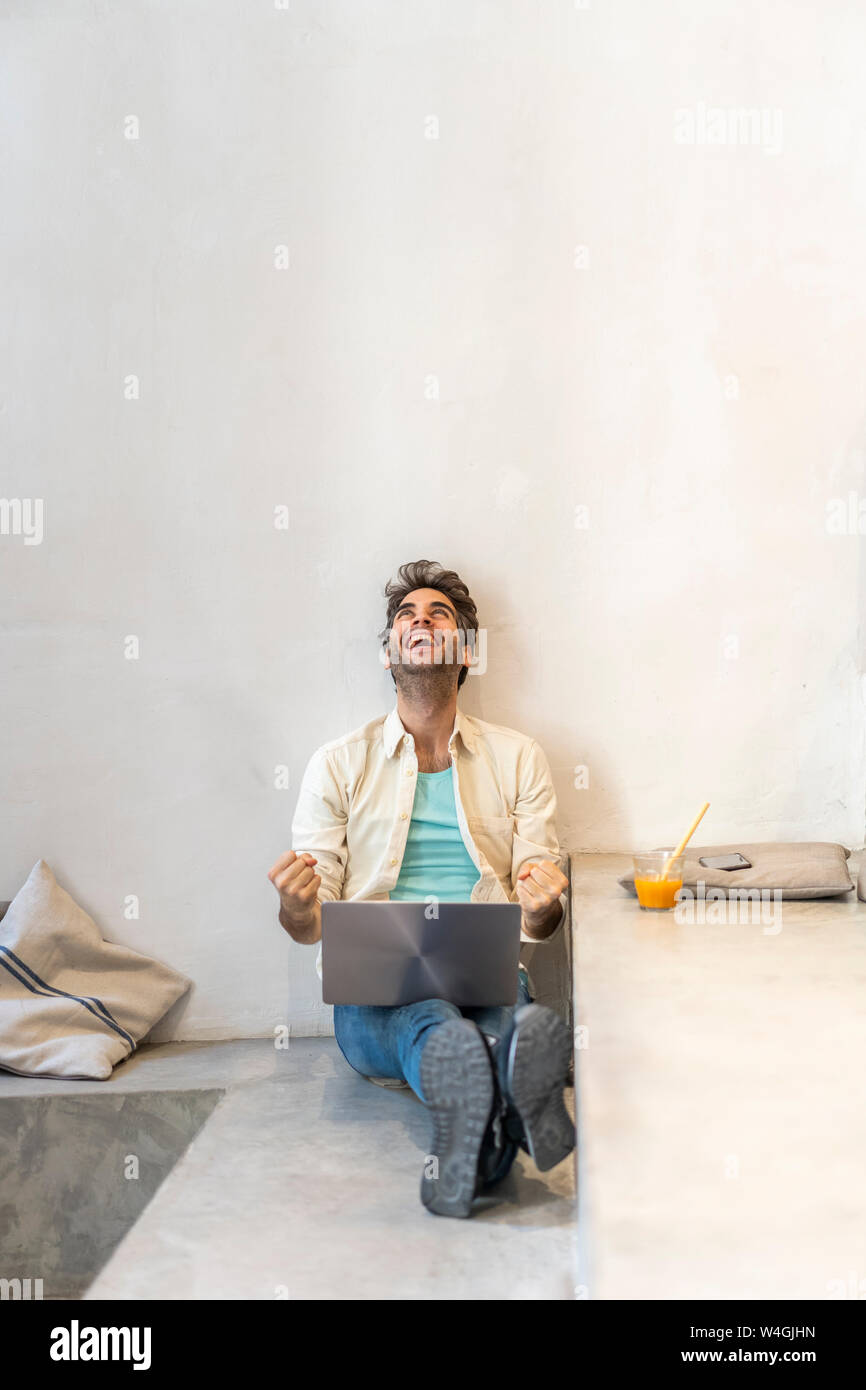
[388,767,480,902]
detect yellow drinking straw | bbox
[659,802,710,881]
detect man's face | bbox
[383,588,470,682]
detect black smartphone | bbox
[698,853,751,871]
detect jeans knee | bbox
[426,997,463,1016]
[399,998,459,1056]
[410,996,461,1031]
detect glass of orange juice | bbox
[633,851,684,910]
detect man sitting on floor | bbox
[268,559,574,1218]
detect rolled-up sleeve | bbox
[512,739,567,945]
[291,746,348,904]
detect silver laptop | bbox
[321,901,522,1007]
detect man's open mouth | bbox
[398,630,452,662]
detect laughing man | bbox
[268,559,575,1217]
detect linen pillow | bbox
[0,860,192,1080]
[617,842,854,900]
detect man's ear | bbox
[380,641,397,686]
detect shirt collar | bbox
[383,704,475,758]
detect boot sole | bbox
[419,1019,494,1217]
[505,1005,575,1172]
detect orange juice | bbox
[634,876,682,909]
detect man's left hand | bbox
[516,859,568,937]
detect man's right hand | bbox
[268,850,322,941]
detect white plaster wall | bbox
[2,1,864,1039]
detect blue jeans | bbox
[333,968,534,1103]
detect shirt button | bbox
[400,812,408,820]
[390,857,398,865]
[406,768,414,776]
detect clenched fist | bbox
[268,850,322,942]
[516,858,567,938]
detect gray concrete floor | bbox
[59,1037,578,1300]
[1,1086,223,1298]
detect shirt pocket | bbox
[466,815,513,878]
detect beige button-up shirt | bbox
[290,704,568,983]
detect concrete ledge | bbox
[570,849,866,1300]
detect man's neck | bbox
[395,689,458,769]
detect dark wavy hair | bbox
[379,559,479,689]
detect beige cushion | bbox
[0,860,191,1080]
[618,842,854,899]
